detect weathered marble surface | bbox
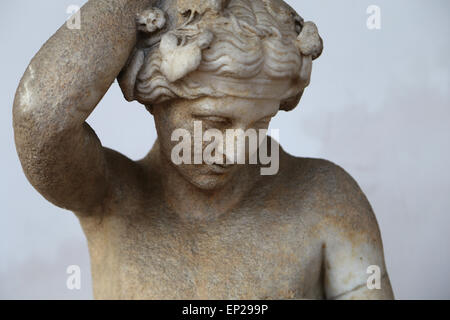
[13,0,394,299]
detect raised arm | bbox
[13,0,151,214]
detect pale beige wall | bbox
[0,0,449,299]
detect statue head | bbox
[118,0,323,190]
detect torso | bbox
[79,152,338,300]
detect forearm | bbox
[13,0,151,127]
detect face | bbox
[153,96,280,190]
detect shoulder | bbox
[285,157,393,299]
[278,152,361,199]
[277,152,379,234]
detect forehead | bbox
[184,96,280,120]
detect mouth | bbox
[208,163,234,175]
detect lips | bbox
[209,163,234,174]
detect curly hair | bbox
[118,0,322,111]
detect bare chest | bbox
[82,204,325,299]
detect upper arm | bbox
[12,0,150,215]
[13,110,110,214]
[317,162,394,300]
[13,112,144,216]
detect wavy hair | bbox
[118,0,322,111]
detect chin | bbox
[174,165,233,191]
[189,174,231,191]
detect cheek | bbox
[155,105,185,135]
[155,111,197,159]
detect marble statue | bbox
[13,0,394,299]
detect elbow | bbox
[12,65,55,170]
[13,64,42,130]
[13,63,66,142]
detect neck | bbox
[146,140,260,223]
